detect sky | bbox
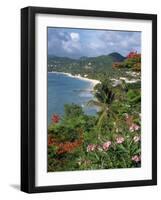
[48,27,141,58]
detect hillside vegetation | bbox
[48,51,141,172]
[48,52,125,79]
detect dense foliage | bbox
[47,51,141,172]
[48,52,125,80]
[112,51,141,72]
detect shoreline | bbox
[49,71,101,89]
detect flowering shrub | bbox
[48,135,81,153]
[116,136,124,144]
[102,141,111,151]
[127,51,141,59]
[48,94,141,171]
[51,114,60,123]
[112,51,141,71]
[48,108,141,171]
[48,128,83,154]
[84,134,141,169]
[129,123,140,132]
[56,140,82,154]
[132,155,141,163]
[87,144,97,152]
[133,135,141,143]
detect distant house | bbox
[85,65,92,69]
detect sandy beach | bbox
[50,71,101,89]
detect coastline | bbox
[49,71,101,89]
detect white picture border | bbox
[35,14,152,186]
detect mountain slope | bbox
[48,52,125,74]
[108,52,125,62]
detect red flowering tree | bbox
[125,51,141,71]
[127,51,141,59]
[112,51,141,71]
[51,114,60,124]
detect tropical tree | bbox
[87,81,115,138]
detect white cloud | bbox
[62,39,81,53]
[70,32,80,42]
[89,42,101,50]
[62,41,73,53]
[48,28,141,58]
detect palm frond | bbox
[86,100,104,108]
[97,109,108,130]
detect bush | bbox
[112,52,141,72]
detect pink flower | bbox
[102,141,111,151]
[129,123,140,132]
[116,136,125,144]
[132,155,141,163]
[134,124,140,131]
[87,144,96,152]
[133,135,141,143]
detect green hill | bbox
[48,52,125,79]
[108,52,125,62]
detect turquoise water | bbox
[48,72,97,124]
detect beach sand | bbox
[50,71,101,90]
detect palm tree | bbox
[87,81,115,138]
[113,80,128,101]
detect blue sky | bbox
[48,27,141,58]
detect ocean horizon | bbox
[48,72,98,124]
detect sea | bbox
[48,72,98,124]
